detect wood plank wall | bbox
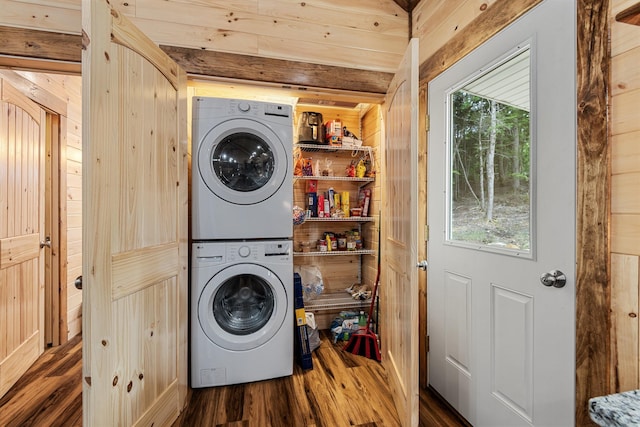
[610,0,640,393]
[13,72,83,340]
[413,0,498,62]
[0,0,408,74]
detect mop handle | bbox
[365,216,381,333]
[365,272,379,333]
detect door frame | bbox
[0,69,70,346]
[418,0,610,424]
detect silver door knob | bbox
[416,260,428,271]
[540,269,566,288]
[40,236,51,249]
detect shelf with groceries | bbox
[293,108,378,329]
[293,175,374,183]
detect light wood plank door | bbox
[382,38,420,426]
[81,0,188,425]
[0,78,46,398]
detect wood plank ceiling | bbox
[0,0,413,95]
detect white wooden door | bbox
[428,1,575,425]
[383,38,420,426]
[81,1,188,425]
[0,78,46,398]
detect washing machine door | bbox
[198,263,288,351]
[197,118,288,205]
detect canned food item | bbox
[347,234,356,251]
[337,234,347,251]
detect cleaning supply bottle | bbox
[359,310,367,331]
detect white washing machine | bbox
[191,240,293,387]
[192,97,293,240]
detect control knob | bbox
[238,245,251,258]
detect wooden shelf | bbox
[303,291,370,312]
[616,2,640,25]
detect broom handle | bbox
[365,214,381,333]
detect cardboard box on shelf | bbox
[324,119,342,146]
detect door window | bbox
[212,132,275,192]
[213,274,275,335]
[447,47,532,256]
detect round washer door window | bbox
[198,263,288,351]
[197,119,288,205]
[213,273,274,335]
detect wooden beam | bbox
[0,26,392,94]
[0,26,82,63]
[575,0,610,425]
[418,0,542,83]
[159,45,393,94]
[392,0,420,13]
[616,2,640,25]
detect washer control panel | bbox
[227,243,259,262]
[265,242,290,256]
[193,241,292,266]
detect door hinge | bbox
[424,224,429,241]
[426,335,429,352]
[425,114,430,132]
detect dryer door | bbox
[198,263,288,351]
[197,118,288,205]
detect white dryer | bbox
[192,97,293,240]
[191,240,293,387]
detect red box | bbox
[324,120,342,146]
[306,179,318,193]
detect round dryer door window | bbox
[212,132,274,193]
[198,263,288,351]
[198,119,288,205]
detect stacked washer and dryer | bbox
[191,97,294,388]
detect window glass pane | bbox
[448,48,531,253]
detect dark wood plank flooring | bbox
[0,331,469,426]
[0,335,83,427]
